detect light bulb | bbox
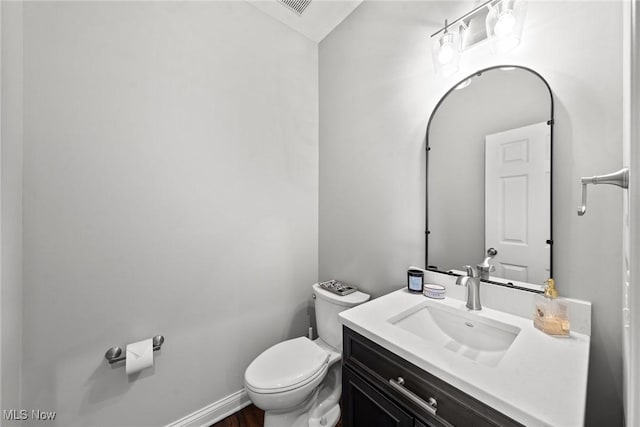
[431,24,460,77]
[438,43,455,64]
[486,0,527,53]
[494,11,516,36]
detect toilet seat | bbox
[245,337,329,394]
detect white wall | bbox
[319,1,622,425]
[20,2,318,425]
[1,0,24,418]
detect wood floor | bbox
[211,404,343,427]
[210,404,263,427]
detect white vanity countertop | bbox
[339,288,590,427]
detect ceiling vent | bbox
[278,0,312,16]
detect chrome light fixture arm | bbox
[430,0,495,38]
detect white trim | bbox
[629,0,640,423]
[166,389,251,427]
[623,0,640,425]
[0,0,4,413]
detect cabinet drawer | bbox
[343,326,523,427]
[343,365,414,427]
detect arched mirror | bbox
[426,66,553,292]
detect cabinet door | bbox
[343,366,413,427]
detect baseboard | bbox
[167,389,251,427]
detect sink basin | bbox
[388,301,521,367]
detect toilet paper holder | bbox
[104,335,165,364]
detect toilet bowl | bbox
[244,283,370,427]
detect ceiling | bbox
[247,0,364,42]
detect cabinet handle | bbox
[389,377,438,416]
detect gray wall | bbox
[20,2,318,425]
[319,1,622,425]
[1,0,24,418]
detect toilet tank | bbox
[312,283,370,351]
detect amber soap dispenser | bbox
[533,278,570,336]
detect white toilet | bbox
[244,283,370,427]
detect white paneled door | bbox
[485,121,551,285]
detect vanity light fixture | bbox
[485,0,527,53]
[431,19,461,77]
[430,0,527,76]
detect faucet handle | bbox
[476,263,494,281]
[476,264,495,272]
[462,265,479,277]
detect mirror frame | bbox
[425,65,554,293]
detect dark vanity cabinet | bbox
[341,327,523,427]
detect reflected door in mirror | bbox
[485,122,551,286]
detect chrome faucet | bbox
[456,265,482,310]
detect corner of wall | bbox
[1,0,24,416]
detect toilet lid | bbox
[245,337,329,392]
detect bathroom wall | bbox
[319,1,623,425]
[20,2,317,425]
[1,0,24,417]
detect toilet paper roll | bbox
[125,338,154,375]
